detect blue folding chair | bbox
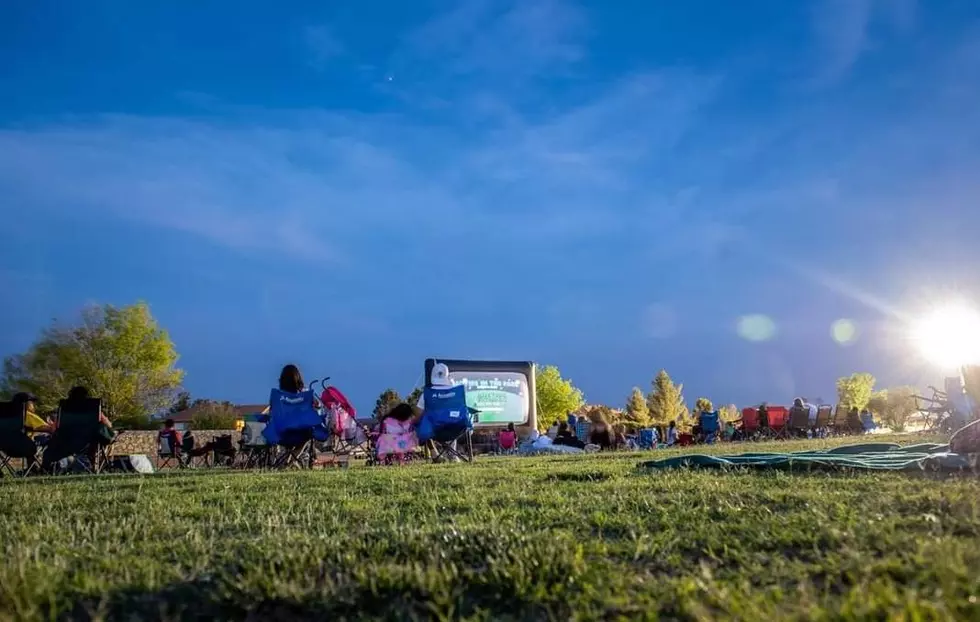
[417,385,476,462]
[638,428,658,450]
[699,411,720,444]
[265,389,321,469]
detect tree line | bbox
[3,301,976,433]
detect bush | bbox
[191,403,239,430]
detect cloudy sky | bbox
[1,0,978,410]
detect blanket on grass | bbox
[637,442,974,472]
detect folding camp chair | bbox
[767,406,791,440]
[157,434,183,469]
[238,413,274,468]
[53,398,111,473]
[785,406,811,439]
[741,408,760,439]
[418,384,476,463]
[273,429,316,469]
[266,389,321,470]
[815,406,832,437]
[0,401,42,477]
[699,411,720,444]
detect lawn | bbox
[1,434,978,621]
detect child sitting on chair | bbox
[376,403,418,465]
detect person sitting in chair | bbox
[589,418,615,450]
[158,418,183,462]
[555,422,585,449]
[416,363,464,460]
[13,393,55,441]
[376,402,419,465]
[42,386,114,471]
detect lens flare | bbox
[737,314,776,342]
[831,319,858,345]
[911,302,980,368]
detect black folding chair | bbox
[0,401,42,477]
[52,398,111,473]
[157,435,183,469]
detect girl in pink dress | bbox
[376,403,419,465]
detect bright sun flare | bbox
[911,302,980,368]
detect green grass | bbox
[1,434,979,621]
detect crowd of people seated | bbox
[1,387,116,474]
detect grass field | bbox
[1,434,978,621]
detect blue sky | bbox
[2,0,979,412]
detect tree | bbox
[535,365,585,430]
[373,388,402,420]
[191,402,240,430]
[406,386,423,407]
[694,397,714,414]
[170,390,192,414]
[646,370,688,427]
[869,387,917,432]
[582,404,619,425]
[836,373,876,411]
[866,390,889,421]
[719,404,740,423]
[623,387,651,427]
[1,301,183,428]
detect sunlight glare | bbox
[911,302,980,368]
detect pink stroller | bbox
[318,384,369,465]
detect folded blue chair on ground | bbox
[699,411,720,444]
[264,389,321,469]
[418,384,476,462]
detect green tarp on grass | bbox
[637,442,975,472]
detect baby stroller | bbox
[318,383,369,466]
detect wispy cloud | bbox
[809,0,918,86]
[403,0,587,78]
[0,67,717,273]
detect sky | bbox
[1,0,979,412]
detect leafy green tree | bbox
[836,373,876,411]
[1,301,183,428]
[869,387,917,432]
[373,388,402,420]
[623,387,651,427]
[694,397,714,414]
[535,365,585,430]
[866,390,889,421]
[646,370,688,427]
[191,402,240,430]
